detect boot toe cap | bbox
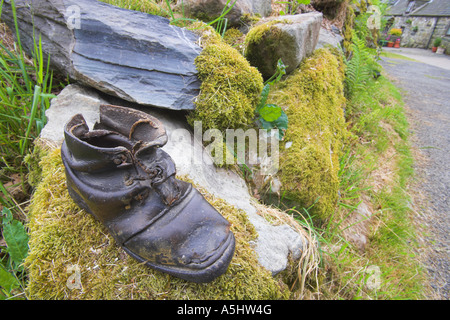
[123,189,236,283]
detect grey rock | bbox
[179,0,272,27]
[250,0,272,17]
[41,84,306,275]
[244,12,323,79]
[316,27,343,50]
[2,0,201,110]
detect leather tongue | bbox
[96,104,168,149]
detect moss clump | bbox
[244,20,292,79]
[268,49,350,221]
[99,0,171,18]
[343,4,355,55]
[25,147,290,299]
[188,28,263,133]
[222,28,244,47]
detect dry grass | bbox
[252,200,321,299]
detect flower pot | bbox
[387,41,394,47]
[436,47,445,54]
[394,39,401,48]
[432,47,437,52]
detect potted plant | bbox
[388,28,402,48]
[379,33,389,47]
[386,35,394,47]
[432,37,442,52]
[389,28,403,37]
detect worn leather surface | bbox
[61,105,235,282]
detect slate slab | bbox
[2,0,202,110]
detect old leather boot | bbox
[61,104,235,283]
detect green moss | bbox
[222,28,244,47]
[244,20,292,79]
[241,13,261,25]
[269,49,350,221]
[187,28,263,133]
[24,147,291,299]
[343,5,355,55]
[99,0,171,18]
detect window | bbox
[446,25,450,37]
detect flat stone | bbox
[40,84,306,275]
[316,27,344,50]
[2,0,201,110]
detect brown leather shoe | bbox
[61,104,235,283]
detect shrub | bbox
[389,28,402,36]
[433,37,442,47]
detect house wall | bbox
[428,17,450,54]
[390,16,450,54]
[391,16,437,48]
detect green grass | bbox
[380,51,420,62]
[305,72,425,299]
[0,1,56,299]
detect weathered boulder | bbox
[316,27,344,50]
[40,84,306,276]
[179,0,272,27]
[244,12,323,79]
[1,0,201,110]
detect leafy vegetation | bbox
[255,59,288,140]
[297,0,424,299]
[0,207,28,299]
[277,0,311,16]
[0,0,57,299]
[344,30,380,99]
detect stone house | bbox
[385,0,450,53]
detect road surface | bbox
[380,47,450,299]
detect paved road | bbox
[379,48,450,299]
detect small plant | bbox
[412,26,418,32]
[388,28,402,36]
[0,208,29,299]
[433,37,442,48]
[277,0,311,16]
[255,59,288,140]
[345,31,380,99]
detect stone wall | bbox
[391,16,436,49]
[391,16,450,54]
[428,17,450,54]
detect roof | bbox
[410,0,450,16]
[386,0,410,16]
[386,0,450,17]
